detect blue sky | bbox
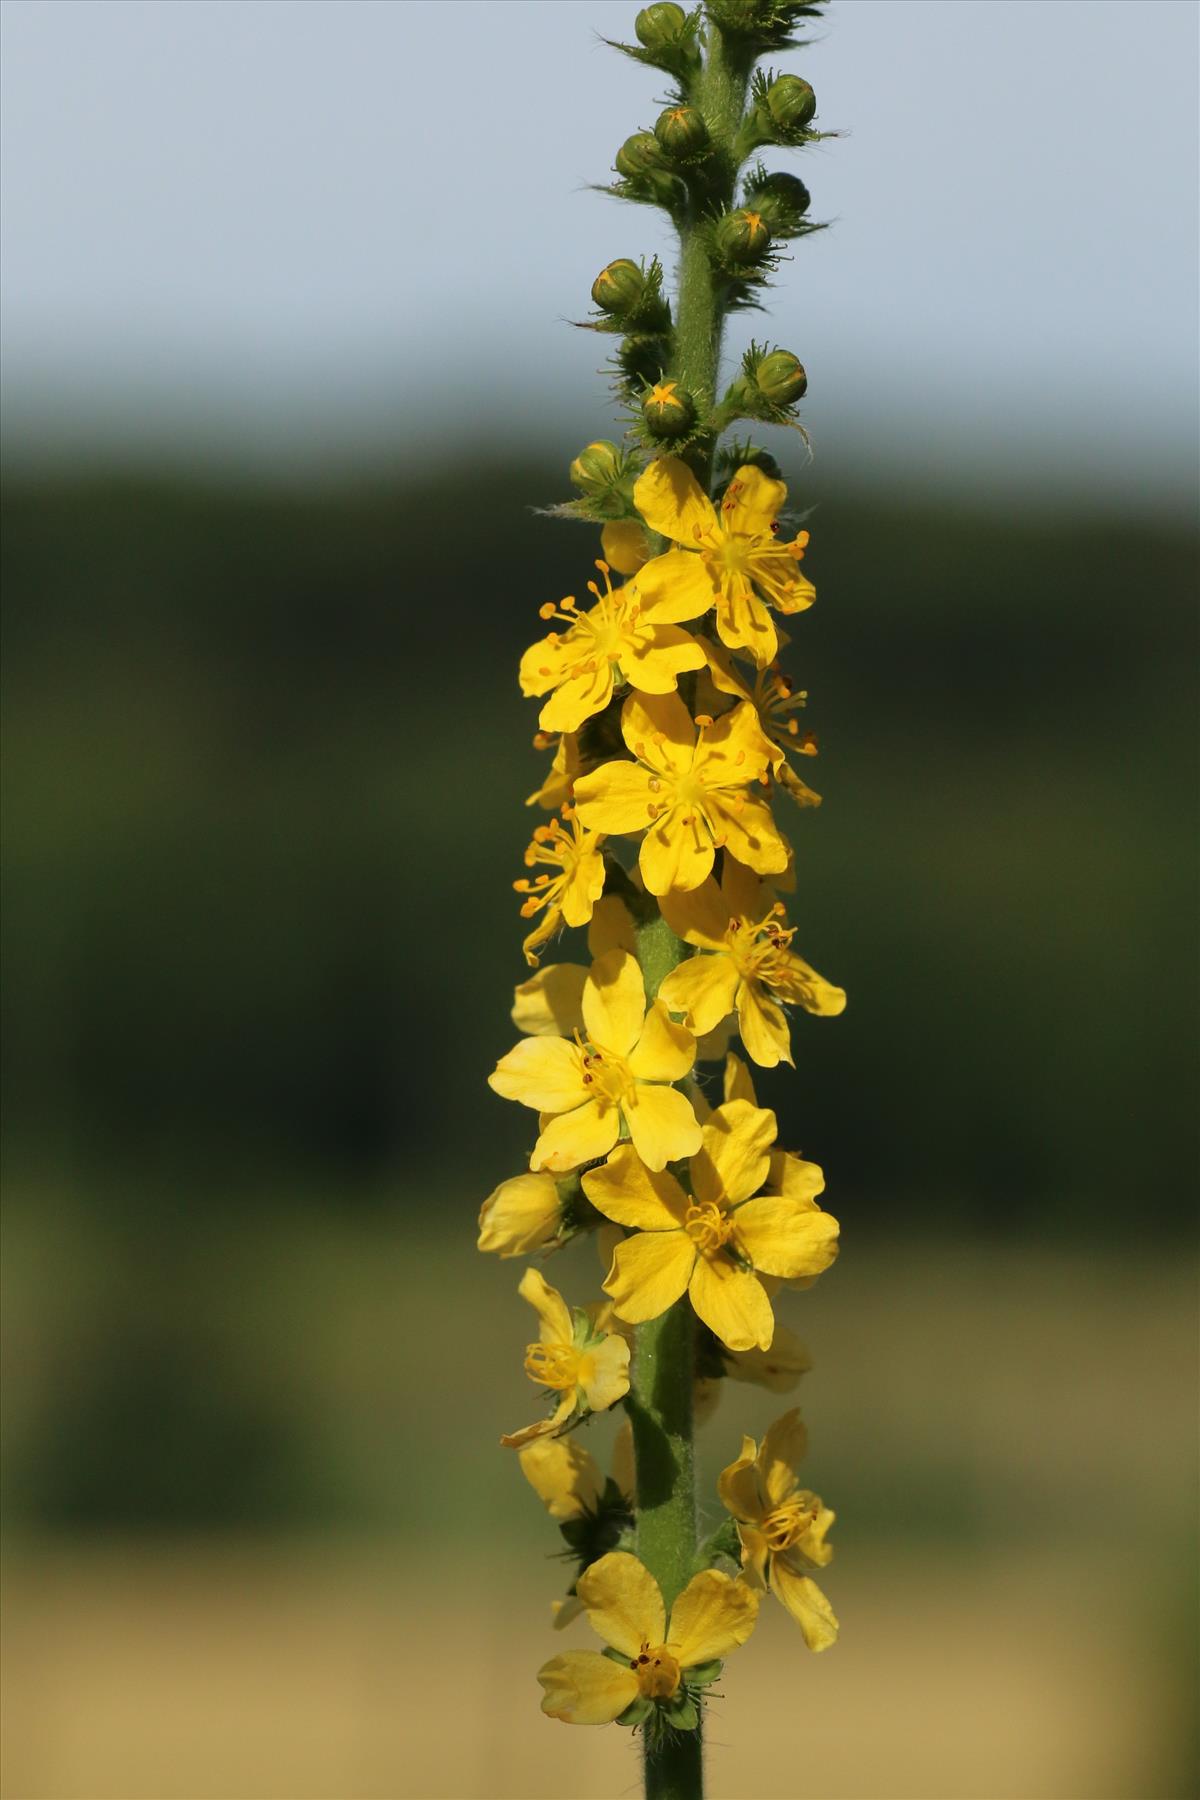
[2,0,1196,503]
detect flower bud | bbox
[654,104,710,162]
[642,380,695,437]
[755,348,808,407]
[748,171,811,235]
[617,332,672,390]
[569,440,624,494]
[614,131,668,182]
[591,258,646,316]
[714,208,772,265]
[635,2,688,49]
[478,1172,562,1257]
[765,73,817,134]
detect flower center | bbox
[523,1342,580,1391]
[577,1037,635,1108]
[761,1493,821,1553]
[629,1642,681,1700]
[726,905,796,986]
[684,1198,732,1256]
[513,812,592,921]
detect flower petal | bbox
[693,701,775,789]
[540,662,615,735]
[768,1564,839,1651]
[716,583,778,666]
[733,1195,839,1280]
[717,1435,767,1526]
[688,1255,775,1352]
[634,456,719,548]
[538,1649,641,1724]
[490,1036,587,1113]
[519,632,575,698]
[532,1100,619,1172]
[519,1266,574,1346]
[587,896,638,957]
[639,808,716,897]
[705,790,789,878]
[667,1567,760,1666]
[601,519,650,576]
[628,1000,695,1082]
[657,953,740,1037]
[604,1228,695,1324]
[634,548,720,623]
[518,1436,604,1520]
[574,760,656,835]
[620,690,696,777]
[723,1052,758,1106]
[622,625,706,694]
[726,1323,812,1391]
[577,1551,666,1658]
[612,1419,635,1503]
[583,948,647,1058]
[512,964,587,1037]
[583,1143,689,1230]
[692,1099,777,1208]
[737,982,793,1069]
[659,878,730,950]
[625,1081,704,1171]
[578,1333,631,1413]
[756,1407,808,1506]
[770,1151,827,1205]
[777,952,847,1018]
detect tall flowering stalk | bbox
[481,4,844,1795]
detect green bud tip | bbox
[591,258,646,315]
[654,104,710,160]
[635,2,688,49]
[715,208,773,265]
[569,440,624,493]
[765,74,817,133]
[642,380,695,437]
[755,348,808,406]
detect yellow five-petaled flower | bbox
[537,1550,758,1725]
[500,1268,630,1449]
[519,559,707,735]
[583,1098,839,1351]
[717,1407,839,1652]
[631,456,815,667]
[658,858,845,1067]
[488,947,701,1172]
[573,691,788,896]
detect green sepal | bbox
[686,1659,723,1688]
[661,1692,699,1731]
[695,1516,742,1567]
[617,1695,655,1728]
[706,0,825,53]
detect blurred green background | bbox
[2,0,1198,1795]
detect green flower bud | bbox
[614,131,668,182]
[617,332,672,390]
[654,104,710,162]
[765,73,817,134]
[635,2,688,49]
[714,208,772,265]
[642,380,695,437]
[591,258,646,316]
[748,170,811,234]
[569,440,624,494]
[755,348,808,406]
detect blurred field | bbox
[3,1225,1196,1798]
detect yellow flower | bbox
[632,457,815,668]
[573,691,787,896]
[526,731,586,811]
[518,1420,634,1522]
[477,1171,563,1257]
[519,559,707,735]
[694,1318,813,1423]
[489,947,701,1172]
[500,1268,630,1449]
[586,1094,841,1353]
[513,809,607,968]
[583,1099,839,1351]
[658,858,846,1068]
[537,1550,758,1726]
[717,1408,838,1651]
[699,635,823,807]
[509,897,638,1038]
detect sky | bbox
[2,0,1197,504]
